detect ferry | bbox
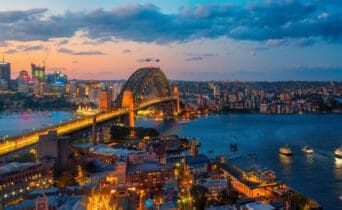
[301,146,314,154]
[279,146,292,156]
[334,147,342,159]
[76,106,100,117]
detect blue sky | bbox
[0,0,341,81]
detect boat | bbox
[301,146,314,154]
[76,105,100,117]
[334,147,342,159]
[279,146,292,156]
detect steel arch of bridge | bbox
[117,67,172,105]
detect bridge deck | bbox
[0,96,177,156]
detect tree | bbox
[217,189,239,205]
[134,127,159,139]
[12,151,37,163]
[55,171,78,188]
[110,125,130,141]
[289,192,310,210]
[190,185,208,210]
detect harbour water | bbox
[0,112,341,209]
[0,111,76,138]
[136,114,342,210]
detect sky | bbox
[0,0,341,81]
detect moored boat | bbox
[301,146,314,154]
[279,146,292,156]
[334,147,342,159]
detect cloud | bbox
[3,49,17,54]
[184,52,218,61]
[317,12,328,20]
[295,37,316,47]
[123,49,132,54]
[186,56,204,61]
[57,39,69,46]
[175,65,342,81]
[266,39,287,47]
[0,42,9,47]
[57,48,105,55]
[0,2,341,44]
[137,57,154,62]
[17,44,46,52]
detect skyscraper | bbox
[0,57,11,89]
[31,63,45,82]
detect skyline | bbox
[0,0,341,81]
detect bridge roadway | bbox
[0,96,177,156]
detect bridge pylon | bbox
[121,90,135,137]
[173,86,180,114]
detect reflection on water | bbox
[304,154,314,165]
[278,154,292,174]
[0,111,76,137]
[334,158,342,183]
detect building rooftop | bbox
[29,188,60,196]
[90,144,135,156]
[5,195,60,210]
[186,154,209,167]
[0,162,40,176]
[160,202,178,210]
[245,202,275,210]
[198,178,227,188]
[205,205,234,210]
[127,161,171,174]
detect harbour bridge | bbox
[0,67,180,159]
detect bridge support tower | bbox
[92,116,97,145]
[173,86,180,114]
[121,90,135,137]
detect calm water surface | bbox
[137,114,342,210]
[0,111,76,138]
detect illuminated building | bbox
[160,178,178,210]
[162,135,182,152]
[0,58,11,89]
[76,85,86,97]
[99,89,112,110]
[128,151,157,164]
[46,71,67,94]
[186,154,209,175]
[197,178,228,199]
[31,63,45,82]
[127,161,173,189]
[0,79,8,91]
[0,161,54,204]
[111,82,123,101]
[47,71,67,85]
[106,158,127,185]
[213,155,281,199]
[17,70,30,93]
[260,103,268,113]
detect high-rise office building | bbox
[0,58,11,89]
[17,70,30,93]
[47,71,67,85]
[31,63,45,82]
